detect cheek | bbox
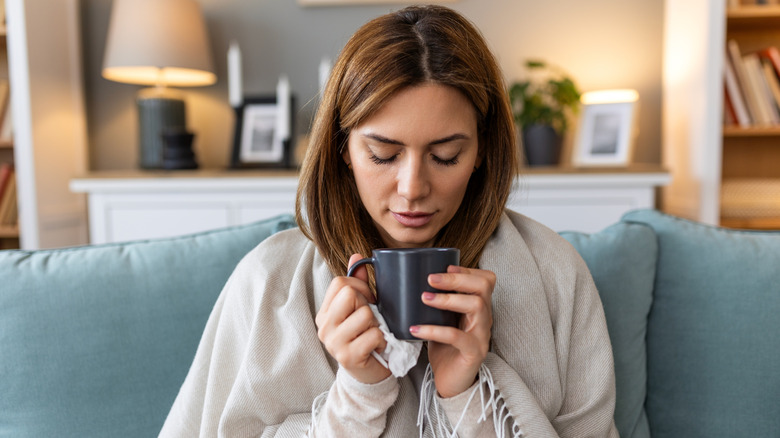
[351,166,391,204]
[436,169,474,207]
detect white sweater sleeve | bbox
[309,367,400,437]
[437,379,496,437]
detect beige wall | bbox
[80,0,663,170]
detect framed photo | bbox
[230,95,295,169]
[573,101,637,167]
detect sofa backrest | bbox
[622,210,780,438]
[7,208,775,438]
[0,215,297,438]
[561,222,657,438]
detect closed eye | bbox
[432,154,460,166]
[369,153,398,165]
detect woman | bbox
[160,5,618,437]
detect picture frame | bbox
[572,100,637,167]
[230,95,295,169]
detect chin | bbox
[387,228,437,248]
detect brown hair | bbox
[296,4,518,275]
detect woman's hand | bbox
[316,254,392,384]
[410,266,496,398]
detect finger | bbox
[350,327,388,364]
[331,304,378,343]
[411,325,488,359]
[320,274,373,316]
[321,301,375,354]
[319,253,371,315]
[347,253,370,282]
[421,291,489,316]
[327,286,372,326]
[333,326,387,369]
[410,324,467,349]
[428,266,496,298]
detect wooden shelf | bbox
[721,216,780,230]
[0,224,19,238]
[728,5,780,27]
[723,125,780,137]
[0,140,12,149]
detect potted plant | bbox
[508,60,581,166]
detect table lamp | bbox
[102,0,216,169]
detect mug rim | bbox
[373,247,459,254]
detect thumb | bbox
[347,253,369,282]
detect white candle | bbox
[227,40,242,107]
[318,57,332,98]
[276,75,290,141]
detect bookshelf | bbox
[721,4,780,230]
[0,18,18,249]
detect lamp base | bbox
[137,87,186,169]
[161,129,198,170]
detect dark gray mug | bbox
[347,247,460,340]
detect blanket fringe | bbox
[307,391,328,437]
[416,364,523,438]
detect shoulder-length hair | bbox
[296,5,518,275]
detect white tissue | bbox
[369,304,423,377]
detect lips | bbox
[392,211,434,227]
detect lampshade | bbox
[102,0,216,87]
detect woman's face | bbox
[344,83,480,248]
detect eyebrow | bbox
[361,132,470,146]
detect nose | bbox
[397,155,430,201]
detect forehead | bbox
[354,84,478,139]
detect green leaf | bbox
[508,59,581,135]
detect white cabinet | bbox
[70,170,298,244]
[71,167,670,244]
[509,169,669,232]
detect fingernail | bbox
[409,325,420,334]
[429,274,442,284]
[422,292,436,301]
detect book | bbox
[729,43,756,123]
[757,46,780,76]
[0,80,10,128]
[743,53,778,124]
[0,162,11,209]
[728,40,764,124]
[724,85,737,125]
[0,169,15,226]
[760,58,780,116]
[724,51,752,126]
[0,103,13,142]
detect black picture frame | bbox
[230,95,295,169]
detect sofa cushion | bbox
[561,222,656,438]
[0,215,296,438]
[622,209,780,437]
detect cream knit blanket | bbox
[160,210,619,437]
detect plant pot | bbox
[521,124,562,166]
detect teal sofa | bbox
[1,210,778,437]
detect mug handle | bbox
[346,257,374,277]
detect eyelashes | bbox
[433,155,460,166]
[368,153,460,167]
[368,153,395,165]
